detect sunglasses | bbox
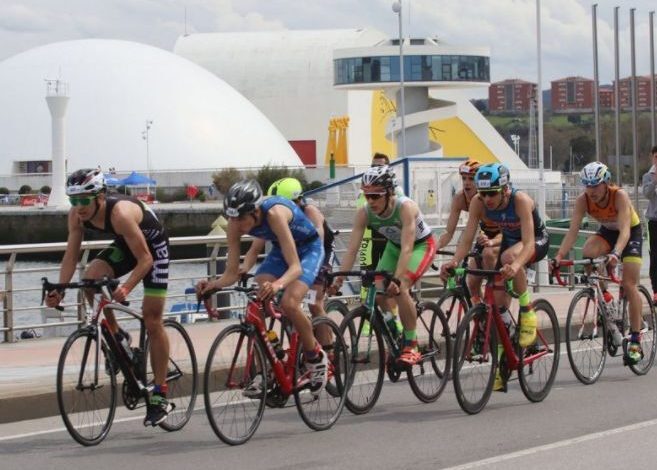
[364,192,386,201]
[69,196,96,206]
[478,189,502,198]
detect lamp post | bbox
[142,119,153,195]
[392,0,406,159]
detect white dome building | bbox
[0,39,302,181]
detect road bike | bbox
[448,267,559,414]
[43,277,198,446]
[200,283,349,445]
[334,270,450,414]
[552,257,657,384]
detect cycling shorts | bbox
[376,236,436,284]
[95,235,170,297]
[498,227,550,268]
[594,224,643,264]
[256,238,324,287]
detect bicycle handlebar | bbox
[41,277,122,311]
[549,256,620,286]
[433,249,483,271]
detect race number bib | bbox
[526,267,537,284]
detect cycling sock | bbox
[304,343,322,362]
[518,291,531,309]
[630,331,641,343]
[153,383,168,397]
[403,329,417,342]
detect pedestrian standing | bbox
[641,145,657,303]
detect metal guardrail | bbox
[0,225,594,343]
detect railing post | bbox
[78,249,91,326]
[4,253,16,342]
[208,243,220,315]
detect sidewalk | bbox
[0,285,639,424]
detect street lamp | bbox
[142,119,153,195]
[392,0,406,159]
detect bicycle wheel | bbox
[625,285,657,375]
[406,301,451,403]
[452,304,496,415]
[325,298,350,321]
[295,316,349,430]
[57,327,117,446]
[204,324,267,445]
[436,289,469,339]
[143,319,198,431]
[518,299,560,402]
[565,288,606,385]
[339,306,385,415]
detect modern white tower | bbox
[45,79,69,208]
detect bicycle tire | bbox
[325,298,350,320]
[204,324,266,445]
[406,301,451,403]
[339,305,385,415]
[452,304,496,415]
[565,288,606,385]
[294,316,349,431]
[143,319,198,431]
[626,285,657,375]
[518,299,560,402]
[57,327,117,446]
[436,289,470,339]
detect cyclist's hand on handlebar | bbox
[439,260,458,281]
[258,280,282,301]
[385,276,401,297]
[327,276,343,296]
[195,279,211,300]
[476,233,489,247]
[607,251,620,268]
[45,289,63,308]
[112,284,130,303]
[500,262,520,280]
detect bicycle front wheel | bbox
[436,289,470,339]
[339,306,385,415]
[625,285,657,375]
[204,324,266,445]
[406,301,451,403]
[518,299,560,402]
[565,288,606,385]
[144,319,198,431]
[452,304,496,415]
[57,328,117,446]
[295,316,349,431]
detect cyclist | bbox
[196,179,328,394]
[436,159,502,304]
[440,163,549,351]
[330,165,436,365]
[553,162,644,364]
[45,168,172,426]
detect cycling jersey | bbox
[585,185,641,230]
[483,189,546,245]
[463,191,500,238]
[84,195,169,296]
[365,196,432,246]
[249,197,318,245]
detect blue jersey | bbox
[483,189,545,244]
[248,196,318,245]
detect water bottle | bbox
[602,291,622,346]
[267,330,285,359]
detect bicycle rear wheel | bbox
[452,304,496,415]
[625,285,657,375]
[406,301,451,403]
[295,316,349,430]
[57,327,117,446]
[144,319,198,431]
[204,324,266,445]
[518,299,560,402]
[565,288,606,385]
[339,306,385,415]
[436,289,469,339]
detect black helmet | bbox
[66,168,106,196]
[223,179,263,217]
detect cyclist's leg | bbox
[620,227,644,362]
[309,263,332,346]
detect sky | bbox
[1,0,656,95]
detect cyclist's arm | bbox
[555,194,587,262]
[111,203,153,294]
[241,238,265,274]
[513,192,536,267]
[338,207,368,272]
[210,221,242,289]
[267,205,302,289]
[613,189,633,256]
[304,204,325,241]
[437,191,464,249]
[453,196,483,264]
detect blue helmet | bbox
[474,163,510,190]
[580,162,611,187]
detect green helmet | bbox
[267,177,303,200]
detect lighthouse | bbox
[45,79,69,208]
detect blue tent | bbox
[119,171,156,186]
[105,176,121,186]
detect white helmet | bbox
[580,162,611,187]
[361,165,395,190]
[66,168,106,196]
